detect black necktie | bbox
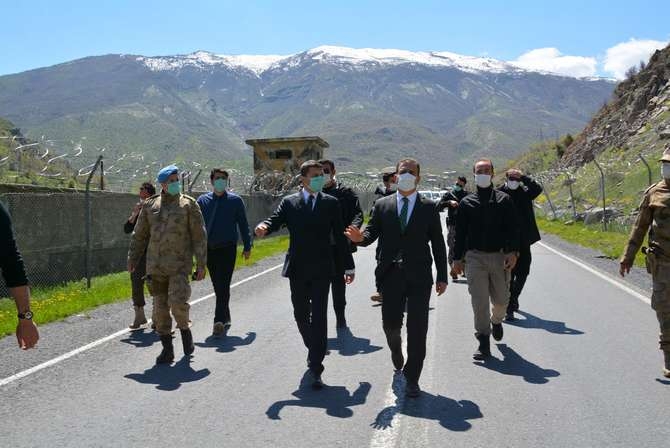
[307,194,314,211]
[399,197,409,233]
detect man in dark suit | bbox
[255,160,355,389]
[345,158,448,398]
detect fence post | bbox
[100,158,105,190]
[188,169,202,194]
[538,179,557,220]
[564,173,577,220]
[638,152,652,186]
[85,156,103,288]
[593,158,607,231]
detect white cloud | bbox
[603,38,668,79]
[511,48,597,78]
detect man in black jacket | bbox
[453,158,520,360]
[346,158,447,398]
[124,182,156,329]
[255,160,355,388]
[499,169,542,321]
[1,202,39,350]
[370,166,397,303]
[437,176,468,280]
[320,159,364,329]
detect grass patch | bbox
[0,234,289,337]
[537,216,646,268]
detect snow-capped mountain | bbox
[137,45,575,78]
[0,46,616,171]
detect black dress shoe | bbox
[473,333,490,360]
[491,323,504,341]
[391,350,404,372]
[504,310,516,321]
[405,382,420,398]
[311,372,324,389]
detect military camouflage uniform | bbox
[128,192,207,336]
[621,178,670,374]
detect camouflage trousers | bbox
[652,261,670,353]
[148,273,192,336]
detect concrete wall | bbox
[1,185,378,289]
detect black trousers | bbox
[130,251,147,307]
[207,244,237,324]
[380,265,432,384]
[330,245,346,320]
[289,275,331,374]
[509,244,532,311]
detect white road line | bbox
[537,241,650,305]
[0,263,283,388]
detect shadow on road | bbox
[328,327,383,356]
[505,310,584,335]
[474,343,560,384]
[119,329,160,348]
[372,374,482,431]
[124,357,211,391]
[195,332,256,353]
[655,378,670,385]
[266,371,371,420]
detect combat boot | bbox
[181,328,195,356]
[473,333,490,360]
[664,351,670,378]
[156,335,174,364]
[129,306,147,330]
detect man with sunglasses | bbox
[319,159,363,329]
[124,182,156,330]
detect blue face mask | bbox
[453,184,462,192]
[309,175,325,192]
[213,178,227,193]
[166,181,181,196]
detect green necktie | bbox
[399,197,409,233]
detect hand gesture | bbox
[16,320,39,350]
[194,267,206,281]
[436,281,447,296]
[344,273,355,284]
[504,253,518,271]
[453,260,465,276]
[344,225,363,243]
[255,223,269,238]
[242,250,251,260]
[619,260,632,277]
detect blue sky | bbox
[3,0,668,78]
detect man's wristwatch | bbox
[18,311,33,320]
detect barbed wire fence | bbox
[531,146,659,234]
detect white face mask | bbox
[474,174,492,188]
[662,163,670,180]
[397,173,417,192]
[506,180,520,190]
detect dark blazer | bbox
[263,192,355,279]
[498,176,542,246]
[359,193,448,285]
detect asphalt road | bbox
[1,231,668,447]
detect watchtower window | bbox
[268,149,293,160]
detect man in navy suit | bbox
[255,160,355,388]
[346,158,448,398]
